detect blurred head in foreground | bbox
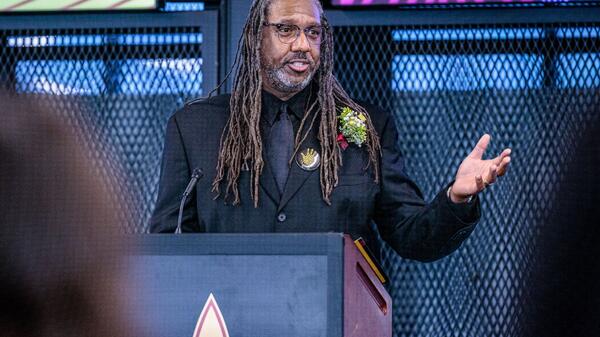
[522,119,600,337]
[0,93,134,337]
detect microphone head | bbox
[192,168,203,179]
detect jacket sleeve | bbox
[149,112,201,233]
[373,110,480,262]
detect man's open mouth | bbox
[286,61,310,73]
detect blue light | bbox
[557,53,600,88]
[119,59,203,95]
[391,54,543,92]
[556,27,600,39]
[15,58,204,96]
[392,28,544,42]
[16,60,106,95]
[7,33,203,47]
[8,34,106,47]
[164,2,205,12]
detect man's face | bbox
[260,0,321,99]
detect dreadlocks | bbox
[211,0,381,207]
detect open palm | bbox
[450,134,512,203]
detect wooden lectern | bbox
[126,233,391,337]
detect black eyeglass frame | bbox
[262,22,328,45]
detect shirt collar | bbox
[261,86,312,126]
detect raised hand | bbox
[449,134,511,203]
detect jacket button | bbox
[277,212,287,222]
[456,229,470,238]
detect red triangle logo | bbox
[193,293,230,337]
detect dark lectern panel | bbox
[125,234,344,337]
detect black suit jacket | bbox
[150,94,480,262]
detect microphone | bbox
[175,168,203,234]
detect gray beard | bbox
[264,65,315,93]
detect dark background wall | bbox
[1,1,599,336]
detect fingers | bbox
[485,164,498,185]
[497,155,511,176]
[501,148,512,158]
[475,175,485,191]
[468,134,491,160]
[493,148,511,164]
[467,137,512,193]
[476,165,498,193]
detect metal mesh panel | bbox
[0,26,204,233]
[1,14,599,337]
[334,23,600,336]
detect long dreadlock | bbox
[211,0,381,207]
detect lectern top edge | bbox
[129,232,346,256]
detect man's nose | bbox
[291,30,311,53]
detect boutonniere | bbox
[337,107,367,150]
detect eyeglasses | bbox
[263,22,325,45]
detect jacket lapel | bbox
[259,146,281,205]
[277,128,320,212]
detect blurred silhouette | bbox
[522,118,600,337]
[0,93,137,337]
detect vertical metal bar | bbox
[543,28,558,88]
[218,0,229,94]
[0,32,17,91]
[223,0,252,92]
[201,11,219,96]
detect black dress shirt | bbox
[261,87,311,138]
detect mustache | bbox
[283,52,315,65]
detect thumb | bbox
[468,134,491,160]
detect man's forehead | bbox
[267,0,321,25]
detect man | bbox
[150,0,511,262]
